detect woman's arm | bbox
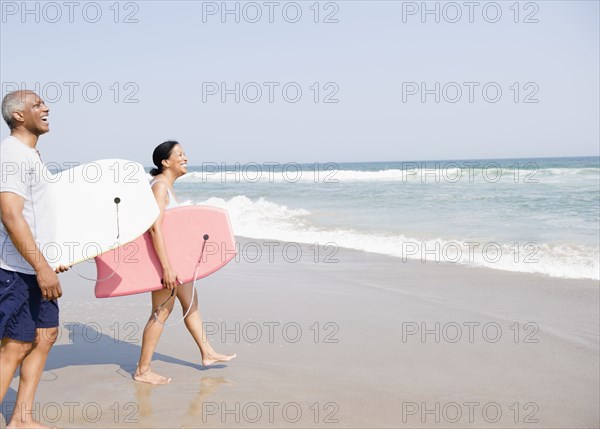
[148,182,179,289]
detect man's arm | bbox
[0,191,62,299]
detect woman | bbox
[134,140,236,385]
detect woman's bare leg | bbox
[176,283,236,366]
[134,288,175,384]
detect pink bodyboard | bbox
[94,205,237,298]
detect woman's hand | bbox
[55,265,69,273]
[162,266,180,290]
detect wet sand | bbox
[1,238,598,428]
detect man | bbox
[0,90,66,428]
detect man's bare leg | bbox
[0,338,32,403]
[6,327,57,429]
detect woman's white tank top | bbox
[150,179,179,209]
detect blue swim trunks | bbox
[0,267,59,342]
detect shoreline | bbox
[229,235,600,282]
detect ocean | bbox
[169,156,599,280]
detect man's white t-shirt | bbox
[0,136,55,275]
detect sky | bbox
[1,0,599,166]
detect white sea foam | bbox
[177,165,599,184]
[182,196,600,280]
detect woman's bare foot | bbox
[133,367,172,385]
[202,352,237,367]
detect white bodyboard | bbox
[42,159,158,268]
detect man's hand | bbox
[37,265,63,300]
[55,265,69,273]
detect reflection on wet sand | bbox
[133,376,232,427]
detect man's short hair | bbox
[2,91,30,129]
